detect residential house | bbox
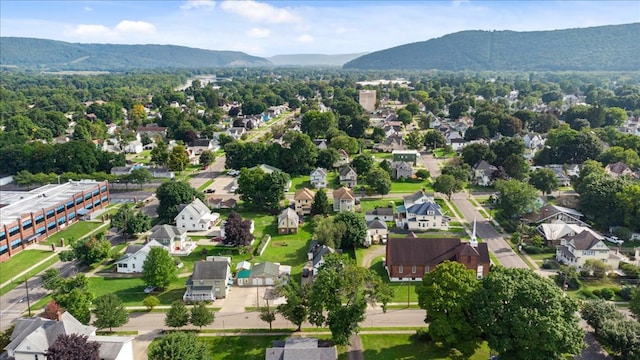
[235,261,252,286]
[565,164,581,178]
[149,167,175,179]
[3,311,133,360]
[227,127,246,139]
[556,231,622,269]
[364,207,394,222]
[310,168,328,189]
[248,262,291,286]
[385,235,490,281]
[402,200,450,231]
[332,187,355,212]
[525,204,587,227]
[148,224,195,255]
[445,131,466,151]
[605,161,634,178]
[522,133,545,149]
[114,240,164,273]
[339,166,357,188]
[538,221,603,246]
[265,337,337,360]
[392,150,420,165]
[366,220,388,245]
[277,208,299,235]
[313,139,328,150]
[473,161,497,187]
[334,149,350,167]
[543,165,571,187]
[374,134,405,152]
[175,198,220,232]
[294,188,315,216]
[183,257,232,301]
[136,125,167,140]
[390,161,413,180]
[188,138,219,155]
[249,164,292,191]
[306,240,336,276]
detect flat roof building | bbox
[0,180,110,261]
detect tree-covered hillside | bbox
[344,23,640,71]
[0,37,272,70]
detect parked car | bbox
[204,188,216,193]
[605,236,624,245]
[144,286,157,294]
[302,268,310,277]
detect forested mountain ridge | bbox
[344,23,640,71]
[0,37,272,70]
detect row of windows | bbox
[0,232,5,241]
[0,244,7,256]
[36,227,46,234]
[100,185,107,192]
[10,238,22,249]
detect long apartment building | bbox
[0,180,110,261]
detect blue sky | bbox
[1,1,638,57]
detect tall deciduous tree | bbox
[92,293,129,332]
[237,167,288,211]
[403,130,424,150]
[223,211,254,247]
[156,181,202,222]
[148,332,210,360]
[473,267,584,359]
[301,110,336,139]
[334,211,368,249]
[424,130,445,150]
[142,247,178,289]
[433,174,462,201]
[351,154,374,177]
[150,141,170,167]
[494,179,539,219]
[417,261,482,356]
[199,150,215,167]
[259,306,277,330]
[129,167,153,188]
[72,233,111,266]
[112,204,151,238]
[630,287,640,319]
[366,167,392,196]
[276,281,310,331]
[165,301,190,329]
[310,188,331,216]
[580,299,623,335]
[190,302,214,330]
[599,318,640,360]
[168,144,190,172]
[461,143,495,166]
[528,168,559,195]
[45,334,100,360]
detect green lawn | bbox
[0,250,56,284]
[198,179,214,192]
[87,276,185,307]
[42,221,108,245]
[360,198,402,212]
[128,150,152,164]
[361,334,490,360]
[289,175,312,192]
[0,255,60,296]
[433,148,457,158]
[390,180,431,194]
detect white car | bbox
[606,236,624,245]
[144,286,157,294]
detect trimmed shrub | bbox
[619,286,634,301]
[600,288,615,300]
[592,289,601,298]
[580,289,594,299]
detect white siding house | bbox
[114,240,165,273]
[175,198,220,232]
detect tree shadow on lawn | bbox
[202,335,288,360]
[362,334,484,360]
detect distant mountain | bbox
[344,23,640,71]
[267,53,368,66]
[0,37,271,70]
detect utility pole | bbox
[24,278,32,317]
[407,281,410,308]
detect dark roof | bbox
[567,230,602,250]
[191,261,229,280]
[406,201,443,217]
[125,245,144,254]
[607,161,630,174]
[367,219,388,230]
[339,166,356,177]
[190,139,213,147]
[386,237,489,266]
[365,207,394,216]
[308,240,335,268]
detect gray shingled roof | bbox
[339,166,356,177]
[367,219,388,230]
[149,224,185,240]
[567,231,602,251]
[406,201,443,217]
[250,262,280,278]
[190,261,229,281]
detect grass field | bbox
[390,180,431,194]
[42,221,108,245]
[0,255,59,296]
[369,257,420,303]
[0,250,56,285]
[289,175,312,192]
[361,334,490,360]
[87,276,185,307]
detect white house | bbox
[175,198,220,232]
[396,191,450,230]
[247,262,291,286]
[332,187,356,212]
[3,311,133,360]
[307,240,335,276]
[366,220,388,246]
[148,224,195,255]
[556,230,622,269]
[310,168,328,189]
[473,161,497,187]
[537,221,603,246]
[364,207,394,222]
[114,240,165,273]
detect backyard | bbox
[87,276,185,307]
[41,220,108,245]
[361,334,490,360]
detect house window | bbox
[477,265,484,279]
[411,265,416,274]
[132,264,135,269]
[398,265,403,273]
[182,215,184,220]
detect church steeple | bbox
[470,217,478,247]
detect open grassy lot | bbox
[289,175,311,192]
[359,198,402,212]
[369,257,420,303]
[42,221,108,245]
[361,334,490,360]
[390,180,431,194]
[433,148,457,158]
[87,276,185,307]
[0,255,59,296]
[128,150,152,164]
[566,279,625,301]
[0,249,56,284]
[199,335,288,360]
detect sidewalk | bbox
[0,252,60,289]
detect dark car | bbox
[204,189,216,194]
[302,268,310,277]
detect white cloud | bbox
[181,0,216,11]
[114,20,156,34]
[295,34,314,43]
[83,6,92,12]
[71,24,111,37]
[246,27,271,38]
[220,0,302,24]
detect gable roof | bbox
[337,149,349,158]
[403,190,429,205]
[386,237,490,266]
[308,240,335,268]
[114,240,165,264]
[190,261,229,281]
[333,187,355,200]
[474,160,496,173]
[391,161,412,170]
[266,337,336,360]
[406,201,443,217]
[567,230,605,251]
[339,166,356,177]
[294,188,315,201]
[539,222,602,241]
[149,224,185,240]
[365,207,394,217]
[311,168,327,177]
[367,219,388,230]
[538,204,584,219]
[606,161,631,174]
[278,208,299,223]
[250,262,280,278]
[175,198,211,221]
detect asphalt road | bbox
[451,192,528,269]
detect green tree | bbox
[417,261,482,356]
[415,169,430,180]
[433,174,463,201]
[276,281,309,331]
[301,110,336,139]
[334,211,368,249]
[630,287,640,319]
[310,188,331,216]
[580,299,623,335]
[61,288,93,325]
[156,181,202,222]
[148,332,209,360]
[599,318,640,360]
[580,259,611,279]
[528,168,559,196]
[397,109,412,125]
[199,150,215,167]
[112,204,151,238]
[72,233,111,266]
[150,141,170,167]
[329,134,359,155]
[259,305,277,330]
[14,170,35,189]
[424,130,446,150]
[92,293,128,333]
[473,267,584,360]
[281,132,318,175]
[0,324,15,350]
[168,145,190,172]
[308,255,391,345]
[190,302,215,330]
[503,154,529,180]
[165,301,190,329]
[350,154,374,176]
[42,268,63,291]
[316,149,339,169]
[314,217,346,249]
[143,296,160,311]
[129,167,153,188]
[494,179,539,219]
[142,247,178,289]
[366,167,392,196]
[461,143,495,166]
[237,167,288,211]
[403,130,424,150]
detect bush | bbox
[592,289,601,298]
[619,262,640,279]
[414,328,431,342]
[580,289,594,298]
[619,286,634,301]
[542,261,561,270]
[58,250,75,262]
[522,245,555,254]
[143,296,160,311]
[600,288,615,300]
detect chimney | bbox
[56,310,63,321]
